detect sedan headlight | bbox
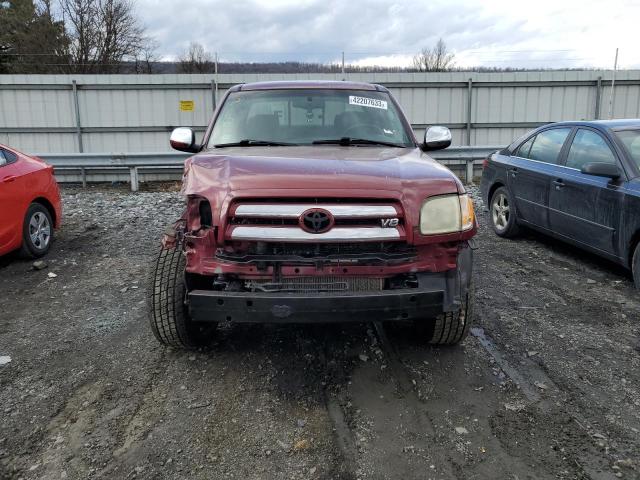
[420,194,475,235]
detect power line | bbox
[2,49,611,59]
[463,49,580,54]
[1,53,69,56]
[460,58,599,62]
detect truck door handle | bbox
[553,179,565,190]
[510,168,518,177]
[1,175,16,183]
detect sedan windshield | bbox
[208,89,414,148]
[615,129,640,171]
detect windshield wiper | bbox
[312,137,406,148]
[213,139,299,148]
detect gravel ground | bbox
[0,183,639,480]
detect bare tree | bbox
[178,42,213,73]
[413,38,455,72]
[134,38,158,73]
[59,0,96,72]
[59,0,154,73]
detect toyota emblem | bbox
[300,208,334,234]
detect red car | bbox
[0,144,62,258]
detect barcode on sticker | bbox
[349,95,388,110]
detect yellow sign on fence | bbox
[179,100,194,112]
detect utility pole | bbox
[214,51,219,107]
[608,48,618,119]
[341,51,345,80]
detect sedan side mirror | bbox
[170,127,200,153]
[580,162,621,180]
[422,126,452,151]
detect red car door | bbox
[0,149,27,253]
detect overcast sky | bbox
[138,0,640,69]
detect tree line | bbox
[174,39,458,74]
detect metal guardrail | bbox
[40,146,501,191]
[431,146,500,181]
[41,152,189,191]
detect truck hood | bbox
[181,145,463,203]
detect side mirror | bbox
[170,127,199,153]
[580,162,621,180]
[422,126,452,151]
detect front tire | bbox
[415,284,474,345]
[149,242,217,349]
[20,203,53,258]
[429,285,474,345]
[490,186,520,238]
[633,242,640,289]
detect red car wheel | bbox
[20,203,53,258]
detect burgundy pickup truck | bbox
[149,81,476,349]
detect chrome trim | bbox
[230,226,401,242]
[234,204,398,218]
[511,155,580,171]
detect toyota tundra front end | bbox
[149,81,477,349]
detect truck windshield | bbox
[208,89,414,148]
[615,129,640,171]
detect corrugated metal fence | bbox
[2,71,640,155]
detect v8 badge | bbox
[380,218,399,228]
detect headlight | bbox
[420,194,475,235]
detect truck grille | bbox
[245,276,384,293]
[227,200,405,243]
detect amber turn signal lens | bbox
[460,194,475,231]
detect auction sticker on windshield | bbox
[349,95,388,110]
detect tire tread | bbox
[148,242,214,349]
[429,285,474,345]
[633,243,640,289]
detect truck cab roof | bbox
[231,80,387,92]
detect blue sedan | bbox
[480,120,640,288]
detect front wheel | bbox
[415,284,474,345]
[429,285,474,345]
[20,203,53,258]
[148,242,217,349]
[633,242,640,289]
[490,186,520,238]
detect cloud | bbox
[137,0,640,69]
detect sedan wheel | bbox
[20,203,54,258]
[492,192,510,232]
[29,211,51,250]
[489,186,519,238]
